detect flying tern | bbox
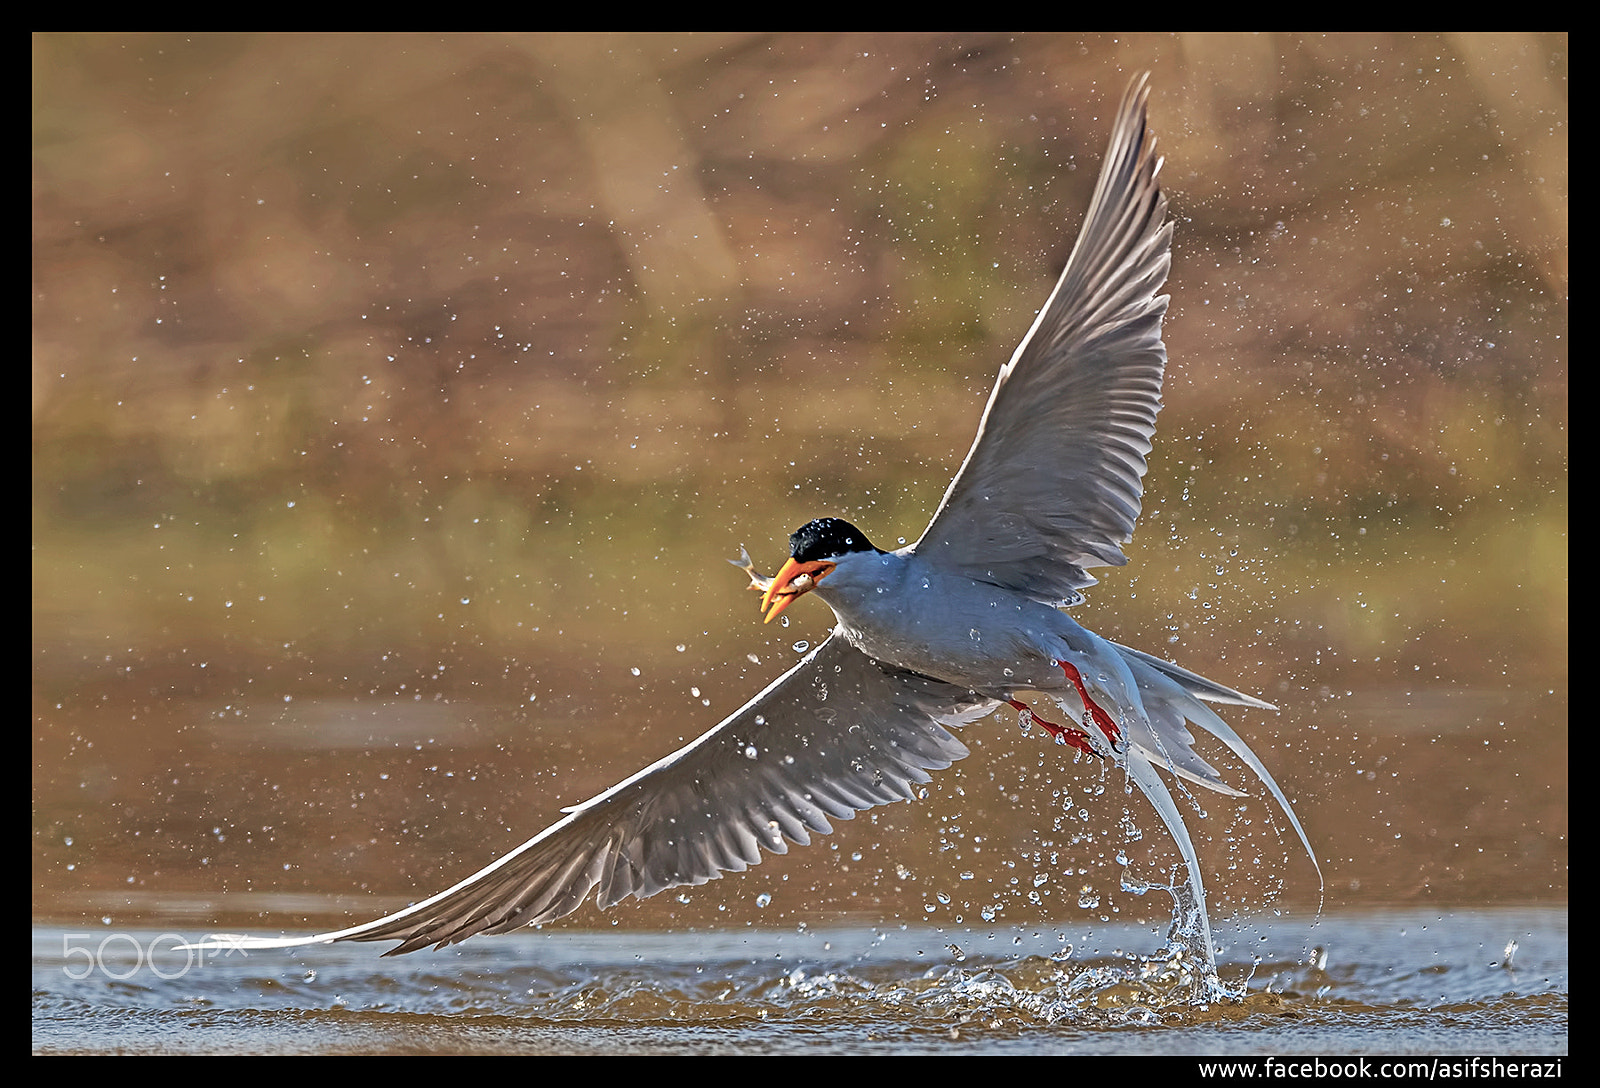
[186,74,1318,965]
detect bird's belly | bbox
[830,584,1070,694]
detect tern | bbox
[187,74,1318,965]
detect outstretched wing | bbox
[203,633,996,955]
[912,74,1170,605]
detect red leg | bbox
[1056,660,1123,749]
[1008,699,1100,758]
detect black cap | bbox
[789,518,881,562]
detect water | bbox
[32,906,1565,1055]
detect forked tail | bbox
[1060,642,1322,974]
[1111,639,1321,891]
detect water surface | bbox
[32,906,1566,1055]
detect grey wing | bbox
[911,73,1170,605]
[207,633,996,955]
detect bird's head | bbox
[757,518,881,623]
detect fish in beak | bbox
[731,549,836,623]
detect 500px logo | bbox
[60,933,251,980]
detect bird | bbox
[186,74,1318,966]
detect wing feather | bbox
[195,634,996,955]
[913,73,1170,604]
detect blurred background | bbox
[33,33,1565,937]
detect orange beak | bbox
[758,557,836,623]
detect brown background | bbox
[33,33,1566,935]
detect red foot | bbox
[1008,699,1101,758]
[1057,660,1123,750]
